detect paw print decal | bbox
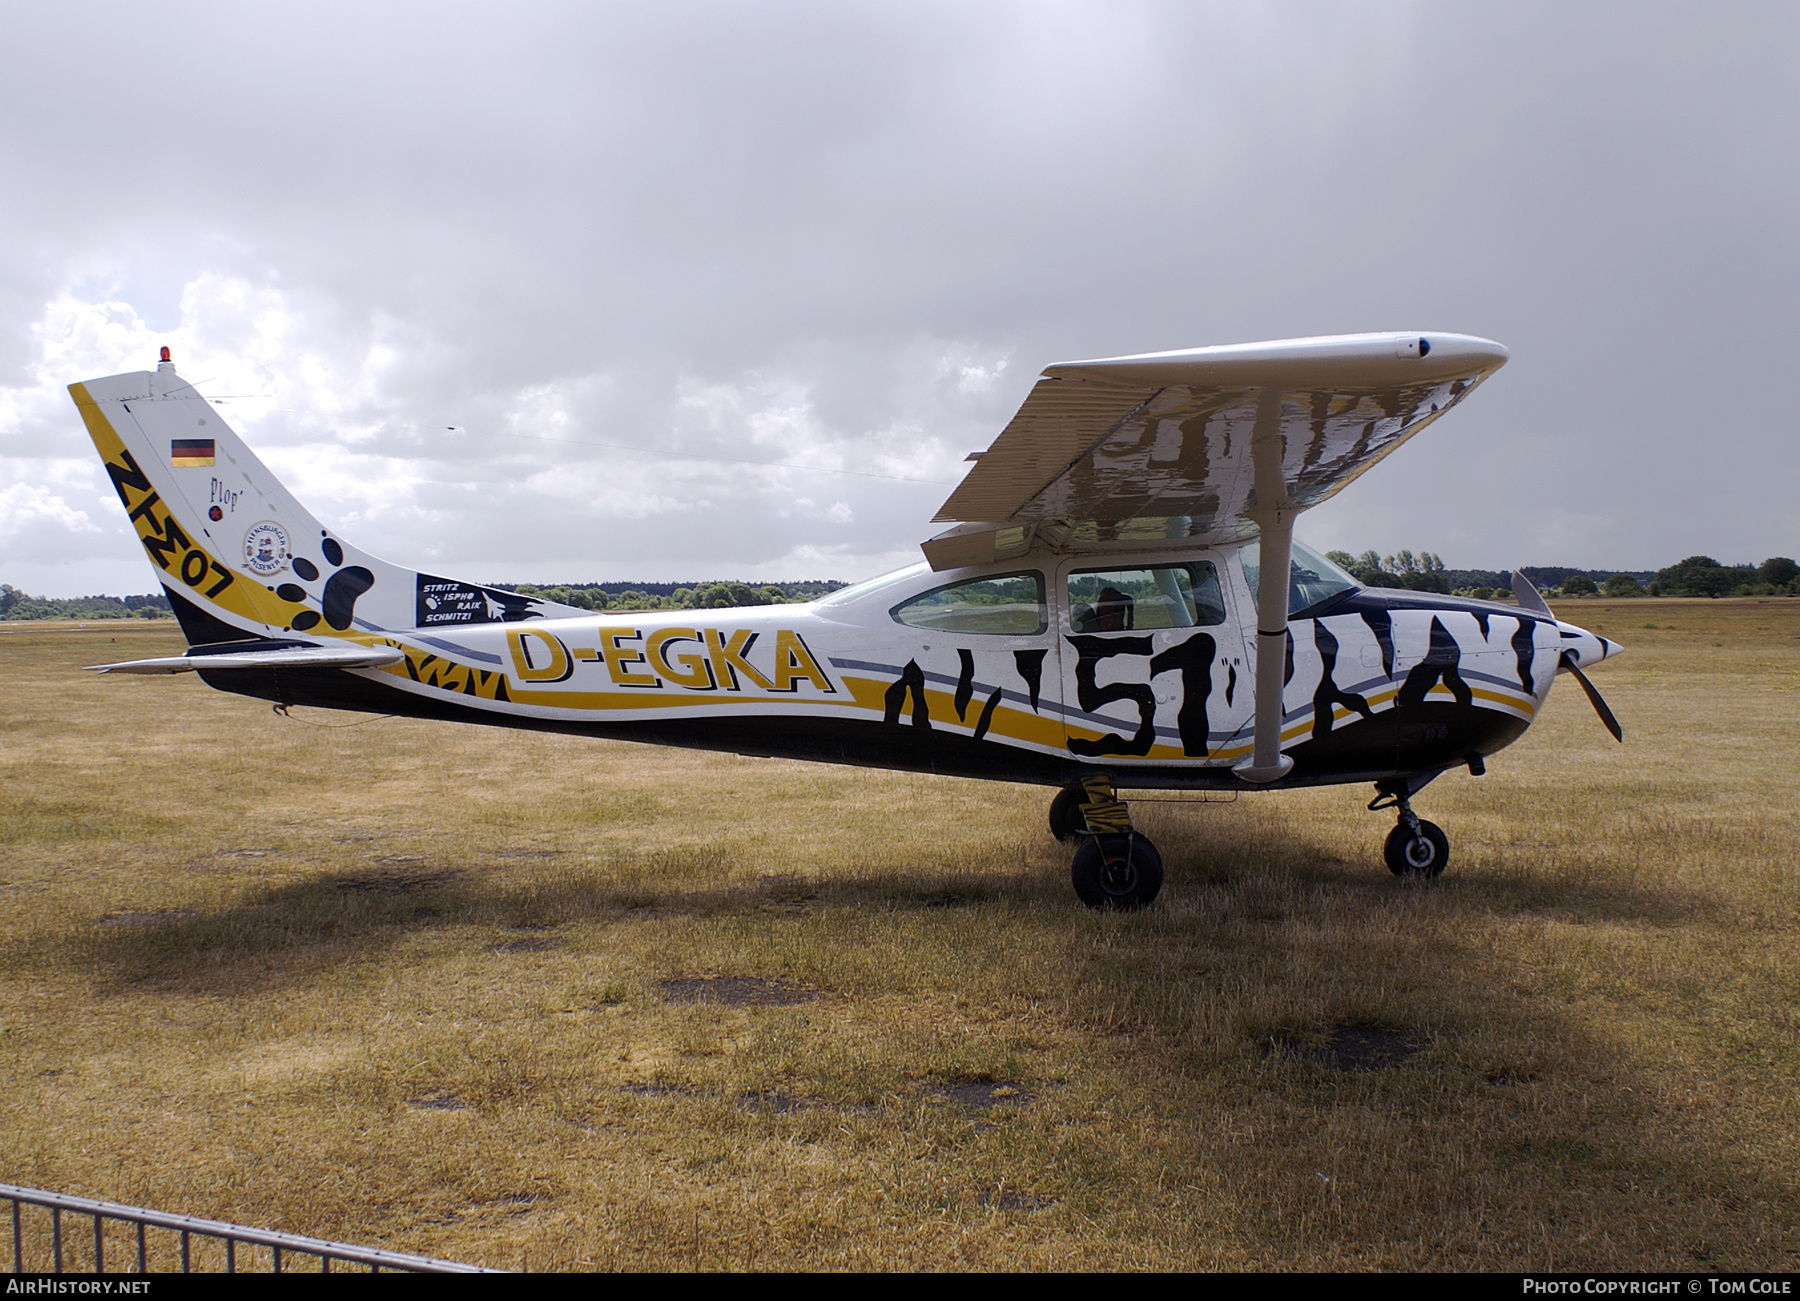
[274,533,375,632]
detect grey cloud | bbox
[1,1,1796,595]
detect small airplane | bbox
[70,332,1623,908]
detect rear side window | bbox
[891,571,1047,635]
[1068,563,1226,632]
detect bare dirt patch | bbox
[917,890,994,909]
[619,1081,691,1098]
[737,1090,814,1114]
[1265,1024,1423,1072]
[980,1189,1055,1211]
[659,976,817,1006]
[1318,1024,1422,1072]
[1484,1069,1537,1087]
[335,867,460,893]
[495,936,566,954]
[927,1080,1034,1108]
[408,1093,467,1112]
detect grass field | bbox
[1,598,1796,1271]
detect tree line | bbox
[0,586,173,621]
[501,580,846,612]
[1323,552,1800,599]
[0,579,848,620]
[7,554,1795,623]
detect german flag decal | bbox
[170,438,215,467]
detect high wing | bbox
[923,332,1508,570]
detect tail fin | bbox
[70,352,581,646]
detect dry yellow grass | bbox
[1,598,1796,1270]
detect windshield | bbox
[814,562,931,608]
[1239,539,1360,617]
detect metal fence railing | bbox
[2,1183,498,1274]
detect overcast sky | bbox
[2,1,1794,595]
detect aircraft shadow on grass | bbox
[78,831,1719,996]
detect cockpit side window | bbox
[891,570,1047,635]
[1238,539,1361,618]
[1067,563,1226,632]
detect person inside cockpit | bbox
[1093,586,1133,631]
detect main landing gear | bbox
[1369,781,1449,878]
[1050,776,1164,910]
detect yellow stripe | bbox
[375,640,1541,755]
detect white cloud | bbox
[1,3,1797,593]
[0,483,99,542]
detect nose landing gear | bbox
[1053,776,1164,910]
[1369,782,1449,878]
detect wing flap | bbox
[936,380,1157,522]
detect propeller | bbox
[1559,651,1623,742]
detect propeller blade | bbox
[1511,569,1554,616]
[1560,651,1623,742]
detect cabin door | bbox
[1054,553,1253,769]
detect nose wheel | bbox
[1053,777,1164,909]
[1369,783,1450,879]
[1382,818,1448,877]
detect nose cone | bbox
[1556,620,1624,669]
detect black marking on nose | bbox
[1398,617,1472,708]
[291,557,319,581]
[1511,618,1537,696]
[1311,622,1374,741]
[1360,609,1395,677]
[322,566,375,630]
[1013,649,1046,712]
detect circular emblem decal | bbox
[243,522,290,576]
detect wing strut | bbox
[1233,392,1296,784]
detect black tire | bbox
[1048,783,1090,843]
[1384,819,1449,878]
[1071,834,1164,909]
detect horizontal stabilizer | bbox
[87,644,404,675]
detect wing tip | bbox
[1044,331,1509,384]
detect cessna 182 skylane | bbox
[73,332,1623,908]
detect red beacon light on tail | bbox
[159,346,171,363]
